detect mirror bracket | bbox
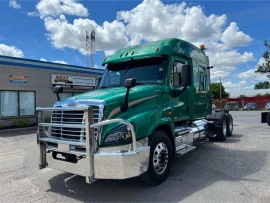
[121,78,136,112]
[53,86,63,101]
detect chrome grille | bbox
[50,106,100,142]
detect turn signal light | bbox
[200,45,206,50]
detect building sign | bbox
[51,74,96,88]
[9,75,27,84]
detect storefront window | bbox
[0,91,35,117]
[0,91,18,116]
[19,92,35,116]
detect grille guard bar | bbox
[36,106,138,183]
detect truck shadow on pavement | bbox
[46,134,268,202]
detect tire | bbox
[215,115,227,141]
[208,137,216,141]
[226,115,233,137]
[140,131,173,185]
[267,113,270,126]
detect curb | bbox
[0,126,37,136]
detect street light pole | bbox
[220,76,221,99]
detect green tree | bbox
[255,40,270,78]
[254,81,270,89]
[263,93,270,97]
[211,82,230,99]
[256,93,262,97]
[239,95,246,98]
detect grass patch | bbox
[14,118,30,128]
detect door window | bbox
[171,61,184,87]
[199,70,205,91]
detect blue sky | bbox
[0,0,269,96]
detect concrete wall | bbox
[0,57,104,128]
[0,64,103,108]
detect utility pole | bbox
[220,76,222,99]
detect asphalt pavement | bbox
[0,111,270,202]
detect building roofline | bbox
[0,54,102,72]
[0,60,103,75]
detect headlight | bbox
[103,124,135,146]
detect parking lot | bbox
[0,111,270,203]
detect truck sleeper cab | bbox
[37,38,233,185]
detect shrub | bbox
[0,124,3,129]
[213,100,220,105]
[256,93,262,97]
[239,95,246,98]
[263,93,270,97]
[14,118,30,128]
[220,99,227,104]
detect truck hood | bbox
[54,85,162,117]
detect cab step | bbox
[175,145,196,157]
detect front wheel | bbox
[140,131,173,185]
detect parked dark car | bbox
[243,103,258,110]
[224,102,240,111]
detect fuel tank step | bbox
[175,145,196,158]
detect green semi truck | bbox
[37,38,234,185]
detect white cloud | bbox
[52,60,68,64]
[27,12,39,17]
[237,58,268,81]
[223,81,256,97]
[223,81,247,89]
[44,15,128,54]
[32,0,254,79]
[9,0,21,9]
[0,44,23,57]
[221,22,252,48]
[40,58,47,61]
[104,50,116,57]
[36,0,88,18]
[209,51,254,69]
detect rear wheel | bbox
[140,130,173,185]
[226,115,233,137]
[216,115,227,141]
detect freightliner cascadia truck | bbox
[37,38,234,185]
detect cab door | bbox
[169,57,190,122]
[194,65,209,118]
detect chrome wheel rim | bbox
[153,142,169,174]
[223,120,227,136]
[229,118,233,133]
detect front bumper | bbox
[37,107,150,183]
[40,142,150,180]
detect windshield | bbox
[99,57,167,88]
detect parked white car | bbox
[266,101,270,110]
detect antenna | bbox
[86,29,95,68]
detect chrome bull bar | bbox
[36,106,149,183]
